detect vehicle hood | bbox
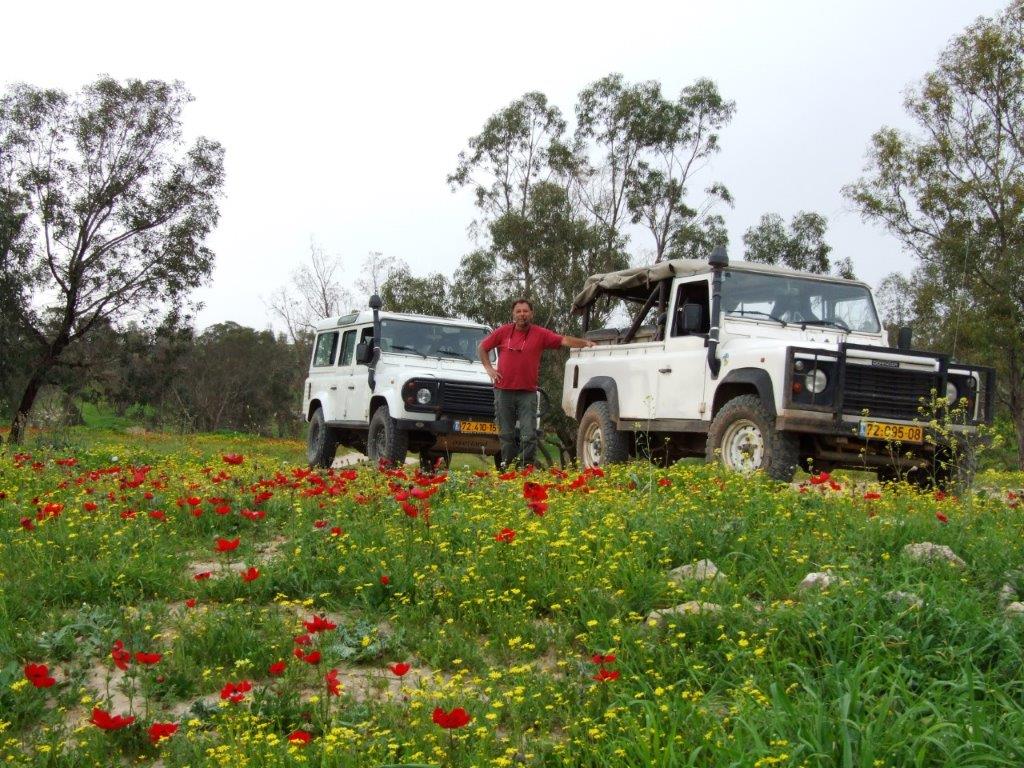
[376,354,491,383]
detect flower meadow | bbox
[3,433,1024,767]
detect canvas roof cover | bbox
[570,258,869,312]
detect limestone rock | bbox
[1005,602,1024,619]
[902,542,966,568]
[998,583,1018,609]
[798,571,835,591]
[646,601,722,625]
[884,590,923,609]
[669,559,723,583]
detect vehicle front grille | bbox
[842,363,940,420]
[439,381,495,417]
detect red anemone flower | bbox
[379,574,391,586]
[326,668,342,696]
[90,707,135,730]
[269,660,287,676]
[148,722,179,745]
[593,668,621,682]
[194,571,212,581]
[296,649,321,665]
[389,662,411,676]
[24,663,56,688]
[134,652,162,665]
[241,566,260,582]
[219,679,252,703]
[936,511,949,524]
[590,653,616,665]
[185,598,197,608]
[432,706,472,729]
[111,640,131,671]
[495,527,516,543]
[222,453,244,465]
[528,501,548,516]
[863,491,881,500]
[214,537,240,552]
[288,729,312,744]
[303,615,337,633]
[809,471,831,485]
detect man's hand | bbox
[487,368,503,384]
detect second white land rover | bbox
[563,248,994,485]
[303,298,499,468]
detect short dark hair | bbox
[511,298,533,311]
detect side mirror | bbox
[355,341,373,365]
[680,303,704,333]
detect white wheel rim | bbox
[583,422,603,467]
[720,418,765,472]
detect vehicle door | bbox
[348,325,375,423]
[655,278,710,420]
[335,328,358,419]
[309,330,341,419]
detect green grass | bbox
[1,428,1024,766]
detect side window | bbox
[357,327,374,366]
[312,332,339,367]
[338,330,356,367]
[671,280,711,336]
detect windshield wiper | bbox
[436,348,474,362]
[801,319,850,332]
[389,344,427,358]
[727,309,787,327]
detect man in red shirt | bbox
[478,298,595,468]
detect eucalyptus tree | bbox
[845,1,1024,466]
[0,77,224,443]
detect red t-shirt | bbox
[481,323,563,391]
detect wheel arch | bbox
[711,369,776,419]
[575,377,620,422]
[307,399,323,421]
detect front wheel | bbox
[576,401,630,469]
[706,395,798,482]
[307,407,339,469]
[367,404,408,466]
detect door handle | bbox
[329,386,338,390]
[346,385,355,390]
[659,367,672,374]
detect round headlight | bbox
[805,368,827,394]
[945,381,958,405]
[416,387,433,405]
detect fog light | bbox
[805,369,827,394]
[416,387,433,405]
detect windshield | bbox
[378,319,487,361]
[722,271,880,333]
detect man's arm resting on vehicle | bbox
[561,335,597,349]
[478,343,502,384]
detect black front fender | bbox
[576,376,620,422]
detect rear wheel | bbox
[307,407,339,469]
[367,404,408,466]
[706,395,798,482]
[576,401,630,469]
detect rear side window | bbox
[312,332,339,367]
[338,330,356,367]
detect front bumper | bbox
[395,414,501,454]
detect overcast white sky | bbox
[2,0,1006,332]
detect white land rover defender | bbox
[563,248,994,483]
[303,297,499,468]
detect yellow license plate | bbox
[456,420,498,434]
[860,421,924,444]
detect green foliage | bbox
[0,77,224,442]
[742,211,855,278]
[844,2,1024,467]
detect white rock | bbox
[1004,602,1024,618]
[884,590,923,609]
[798,571,835,591]
[902,542,967,568]
[998,583,1018,609]
[646,601,722,625]
[669,559,723,583]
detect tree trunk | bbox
[8,367,48,444]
